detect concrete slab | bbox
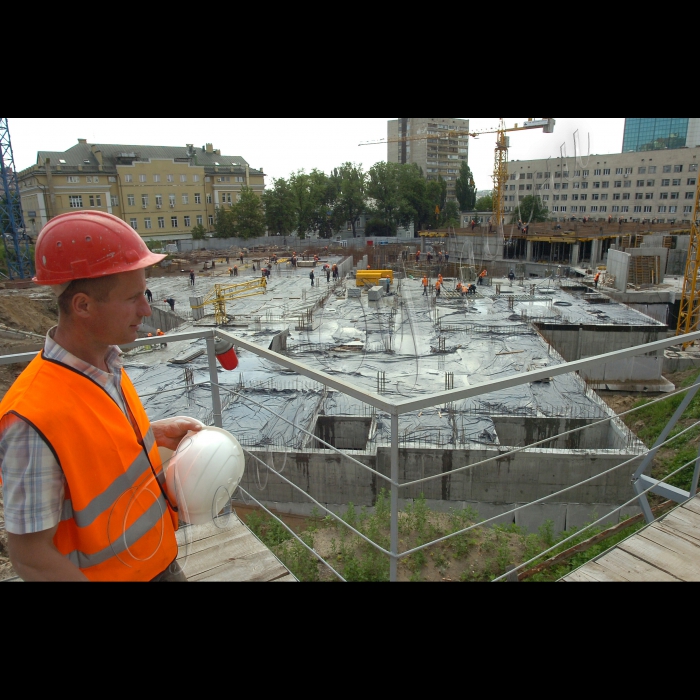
[515,503,567,535]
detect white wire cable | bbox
[491,455,700,582]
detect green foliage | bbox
[214,204,236,238]
[443,201,460,228]
[289,170,316,239]
[511,194,550,224]
[190,224,207,240]
[455,161,477,212]
[143,239,161,251]
[262,177,296,236]
[475,193,493,212]
[336,163,367,238]
[235,187,266,239]
[366,162,403,236]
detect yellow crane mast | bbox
[676,176,700,347]
[190,277,267,325]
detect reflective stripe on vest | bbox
[0,352,177,581]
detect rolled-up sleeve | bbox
[0,414,65,535]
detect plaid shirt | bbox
[0,328,127,534]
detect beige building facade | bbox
[18,140,265,241]
[506,146,700,224]
[387,118,469,202]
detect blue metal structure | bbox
[0,118,33,279]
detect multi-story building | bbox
[387,118,470,202]
[623,118,700,153]
[506,146,700,224]
[18,140,265,241]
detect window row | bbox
[125,193,209,207]
[127,214,213,231]
[509,163,697,181]
[123,174,201,184]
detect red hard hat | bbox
[33,211,166,285]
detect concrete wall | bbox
[607,248,631,291]
[492,416,615,450]
[239,446,642,534]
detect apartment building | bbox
[506,146,700,224]
[18,140,265,241]
[387,118,469,202]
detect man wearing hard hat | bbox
[0,211,202,581]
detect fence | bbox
[2,326,699,582]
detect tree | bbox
[262,177,296,236]
[397,164,431,236]
[455,162,477,212]
[511,195,550,224]
[475,193,493,212]
[443,201,460,228]
[191,223,207,240]
[366,162,403,236]
[213,204,236,238]
[309,169,342,239]
[234,187,266,239]
[289,171,316,239]
[336,163,366,238]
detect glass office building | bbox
[622,118,689,152]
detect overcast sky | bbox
[8,118,626,191]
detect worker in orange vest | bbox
[478,269,487,286]
[456,281,463,295]
[594,272,600,289]
[422,275,429,296]
[438,273,443,286]
[435,279,442,298]
[0,211,202,581]
[415,250,421,263]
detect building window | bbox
[594,169,601,176]
[561,206,567,212]
[635,193,643,200]
[673,179,682,187]
[660,193,669,200]
[127,195,135,206]
[167,174,174,182]
[158,217,165,229]
[109,177,117,183]
[110,196,118,207]
[687,192,696,199]
[580,206,586,212]
[169,194,176,207]
[601,194,609,200]
[613,193,621,200]
[612,206,620,213]
[145,218,152,229]
[602,181,610,188]
[671,192,680,199]
[644,206,652,213]
[670,206,678,213]
[603,168,610,175]
[663,165,672,173]
[593,194,600,201]
[648,166,656,174]
[184,216,191,227]
[206,194,212,204]
[600,206,607,212]
[128,218,137,229]
[688,178,697,186]
[154,174,161,182]
[519,184,524,191]
[139,174,146,183]
[196,215,203,225]
[634,206,642,213]
[582,170,589,177]
[125,174,133,183]
[638,167,646,174]
[647,180,655,187]
[626,167,633,175]
[89,195,102,207]
[536,172,543,179]
[581,182,588,189]
[637,180,645,187]
[616,168,623,175]
[591,206,598,212]
[674,165,683,173]
[180,174,187,182]
[690,164,698,172]
[614,181,622,188]
[581,194,587,201]
[662,179,670,187]
[593,182,600,189]
[67,176,80,184]
[142,194,149,207]
[182,194,189,205]
[195,193,201,204]
[69,195,83,208]
[685,206,693,213]
[193,175,200,182]
[171,216,178,228]
[658,206,667,213]
[645,193,654,199]
[155,194,163,207]
[571,206,578,213]
[622,206,629,213]
[572,194,579,201]
[208,215,214,226]
[561,195,568,201]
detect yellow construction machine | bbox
[190,277,267,325]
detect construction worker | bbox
[164,297,175,311]
[332,264,338,280]
[508,269,515,286]
[594,271,600,289]
[435,279,441,298]
[156,329,167,349]
[438,273,443,286]
[478,269,487,286]
[0,211,202,581]
[233,265,238,277]
[145,288,153,303]
[468,283,477,295]
[228,267,233,277]
[415,250,420,263]
[310,270,315,287]
[456,281,463,295]
[189,269,195,286]
[239,253,244,265]
[422,275,429,296]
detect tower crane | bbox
[0,118,33,279]
[359,118,556,235]
[676,176,700,347]
[190,276,267,325]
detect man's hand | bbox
[8,526,89,581]
[151,416,204,451]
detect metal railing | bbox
[2,326,700,582]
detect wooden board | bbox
[586,548,681,582]
[618,528,700,582]
[176,515,295,582]
[682,498,700,516]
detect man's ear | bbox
[70,292,93,318]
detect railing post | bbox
[206,335,223,428]
[390,412,399,582]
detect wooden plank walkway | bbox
[562,496,700,582]
[176,515,297,582]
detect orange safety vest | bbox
[0,353,178,581]
[435,281,441,290]
[480,270,487,278]
[422,277,428,287]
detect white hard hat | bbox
[164,427,245,525]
